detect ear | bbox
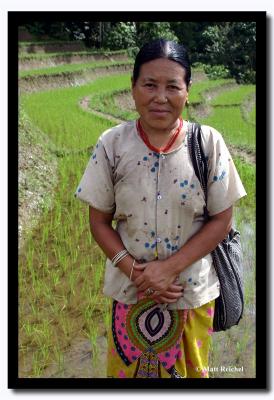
[187,79,192,90]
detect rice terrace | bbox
[18,29,256,378]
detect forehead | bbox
[139,58,186,82]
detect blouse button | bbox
[157,194,162,200]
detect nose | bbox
[154,87,168,103]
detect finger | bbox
[155,296,178,303]
[134,275,146,287]
[167,284,184,292]
[133,263,147,271]
[137,282,151,292]
[157,291,183,300]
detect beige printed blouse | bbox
[75,120,247,309]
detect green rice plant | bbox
[41,224,49,247]
[68,270,80,297]
[41,282,55,304]
[39,344,51,365]
[33,320,53,347]
[71,248,80,264]
[200,106,255,152]
[53,346,65,376]
[103,299,112,331]
[21,74,131,150]
[22,321,35,339]
[63,253,71,274]
[84,292,99,318]
[93,262,104,294]
[236,331,250,355]
[210,84,255,106]
[31,350,44,377]
[59,312,71,340]
[233,158,255,223]
[49,299,63,322]
[189,79,235,104]
[26,244,34,270]
[41,254,50,277]
[29,302,41,320]
[51,270,61,287]
[85,323,99,366]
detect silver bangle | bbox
[114,252,129,267]
[112,249,129,267]
[112,249,128,264]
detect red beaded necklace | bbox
[136,118,183,153]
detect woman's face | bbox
[132,58,189,133]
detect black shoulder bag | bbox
[187,122,244,332]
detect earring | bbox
[186,97,189,106]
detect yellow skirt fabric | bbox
[107,299,215,378]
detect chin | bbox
[150,119,177,129]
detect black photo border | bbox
[8,10,267,390]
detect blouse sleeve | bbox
[74,136,115,214]
[201,126,247,216]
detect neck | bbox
[137,118,184,153]
[139,118,181,139]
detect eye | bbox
[144,83,155,88]
[168,85,181,90]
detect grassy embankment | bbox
[19,60,133,78]
[19,49,129,61]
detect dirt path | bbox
[79,96,124,125]
[203,82,239,102]
[190,82,240,121]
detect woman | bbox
[75,39,246,378]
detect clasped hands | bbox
[132,260,184,304]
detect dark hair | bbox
[132,38,192,88]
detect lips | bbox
[149,109,170,113]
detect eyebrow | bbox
[143,77,182,84]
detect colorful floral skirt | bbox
[107,298,215,378]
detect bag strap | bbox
[187,122,209,220]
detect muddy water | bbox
[43,335,107,378]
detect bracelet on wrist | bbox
[111,249,129,267]
[129,259,136,281]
